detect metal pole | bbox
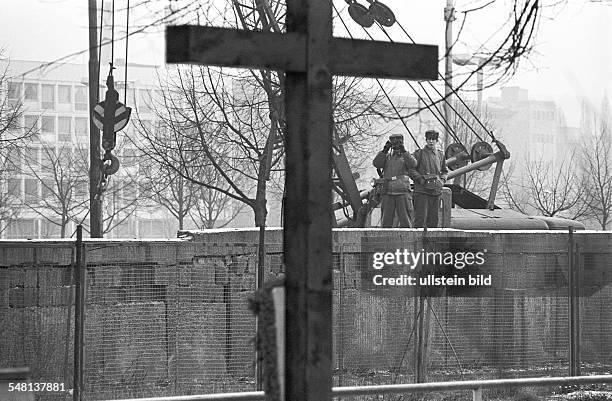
[255,225,265,390]
[568,227,576,376]
[443,0,455,148]
[89,0,103,237]
[73,225,85,401]
[575,244,581,376]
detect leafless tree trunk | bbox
[580,132,612,229]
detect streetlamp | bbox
[452,53,486,108]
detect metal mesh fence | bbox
[0,243,75,401]
[1,232,612,401]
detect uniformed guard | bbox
[373,133,418,228]
[409,130,448,228]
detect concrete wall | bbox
[1,229,611,397]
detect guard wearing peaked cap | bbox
[373,133,418,228]
[408,130,448,228]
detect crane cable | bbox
[373,21,485,144]
[333,3,420,148]
[372,24,468,145]
[364,22,468,148]
[335,5,460,149]
[124,0,130,104]
[393,19,492,142]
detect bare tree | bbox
[500,154,589,220]
[580,132,612,230]
[132,64,387,229]
[0,146,21,235]
[138,151,242,230]
[20,143,89,238]
[0,53,34,144]
[17,142,139,238]
[100,172,141,236]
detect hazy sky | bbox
[1,0,610,125]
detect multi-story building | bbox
[487,86,580,165]
[0,59,214,238]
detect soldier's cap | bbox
[425,130,439,140]
[389,133,403,140]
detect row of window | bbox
[8,82,158,113]
[530,109,556,121]
[16,114,154,143]
[5,146,142,171]
[3,217,170,239]
[22,115,89,142]
[5,177,88,203]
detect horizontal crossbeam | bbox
[167,26,438,80]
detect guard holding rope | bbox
[410,130,448,228]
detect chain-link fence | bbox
[0,243,75,401]
[1,231,612,401]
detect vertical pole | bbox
[89,0,103,238]
[255,226,265,390]
[416,294,426,383]
[575,245,581,376]
[284,1,333,401]
[443,0,455,148]
[73,225,85,401]
[568,227,576,376]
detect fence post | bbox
[575,244,581,376]
[73,225,85,401]
[568,227,580,377]
[472,387,483,401]
[338,244,344,387]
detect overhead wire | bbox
[332,3,420,148]
[9,0,201,80]
[124,0,131,103]
[388,20,489,143]
[369,23,467,147]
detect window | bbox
[7,148,21,170]
[42,85,55,109]
[41,179,55,199]
[123,148,139,168]
[138,219,166,238]
[40,147,57,171]
[58,85,71,104]
[25,148,40,167]
[41,116,55,135]
[24,83,38,101]
[75,180,88,198]
[126,88,136,106]
[24,179,39,202]
[7,178,21,198]
[139,89,152,112]
[116,220,135,238]
[7,219,38,239]
[75,117,88,137]
[40,220,61,239]
[58,117,72,142]
[24,115,39,139]
[8,82,21,100]
[75,87,88,111]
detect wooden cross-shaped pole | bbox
[166,2,437,400]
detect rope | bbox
[394,20,491,142]
[379,21,488,143]
[333,4,420,148]
[97,0,104,92]
[124,0,130,103]
[111,0,115,66]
